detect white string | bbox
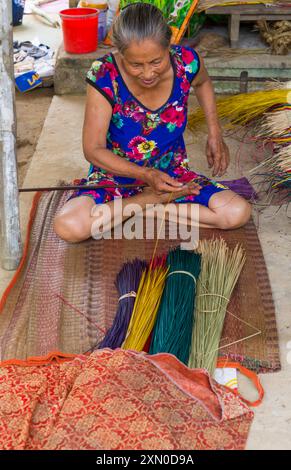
[118,291,137,302]
[167,270,197,285]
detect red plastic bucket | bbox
[60,8,98,54]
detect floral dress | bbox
[66,45,228,207]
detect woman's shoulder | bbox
[87,53,117,82]
[86,53,118,106]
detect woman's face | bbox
[121,39,171,88]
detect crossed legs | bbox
[53,189,251,243]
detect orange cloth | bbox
[0,349,253,450]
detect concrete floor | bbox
[0,95,290,449]
[13,12,63,51]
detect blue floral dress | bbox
[66,45,228,206]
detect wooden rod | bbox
[19,183,148,193]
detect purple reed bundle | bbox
[97,258,147,349]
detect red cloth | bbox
[0,349,253,450]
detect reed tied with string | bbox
[122,255,169,351]
[188,238,246,376]
[98,258,147,349]
[150,246,201,364]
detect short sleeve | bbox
[180,46,201,84]
[86,55,115,107]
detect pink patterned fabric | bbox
[0,349,253,450]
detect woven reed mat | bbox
[0,182,280,372]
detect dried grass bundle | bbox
[188,239,246,376]
[256,19,291,55]
[197,0,275,12]
[256,107,291,140]
[251,104,291,191]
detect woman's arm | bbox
[82,85,188,193]
[191,53,230,177]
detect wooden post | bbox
[228,13,240,48]
[240,71,249,94]
[0,1,22,270]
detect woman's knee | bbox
[217,197,251,230]
[53,213,90,243]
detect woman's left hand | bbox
[206,133,230,177]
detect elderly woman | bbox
[54,2,251,243]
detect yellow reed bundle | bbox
[122,262,169,351]
[188,89,291,131]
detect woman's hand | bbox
[142,180,201,204]
[206,133,230,177]
[143,168,187,194]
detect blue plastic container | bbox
[12,0,26,26]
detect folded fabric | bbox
[0,349,254,450]
[220,177,258,201]
[34,58,55,78]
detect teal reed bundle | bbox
[149,246,201,364]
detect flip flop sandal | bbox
[39,44,50,51]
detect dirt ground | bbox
[16,87,54,187]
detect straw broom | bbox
[188,238,246,376]
[149,247,201,365]
[122,255,169,351]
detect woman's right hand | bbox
[142,168,201,204]
[143,168,188,194]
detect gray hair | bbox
[112,2,172,54]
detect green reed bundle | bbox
[188,239,246,376]
[150,246,201,365]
